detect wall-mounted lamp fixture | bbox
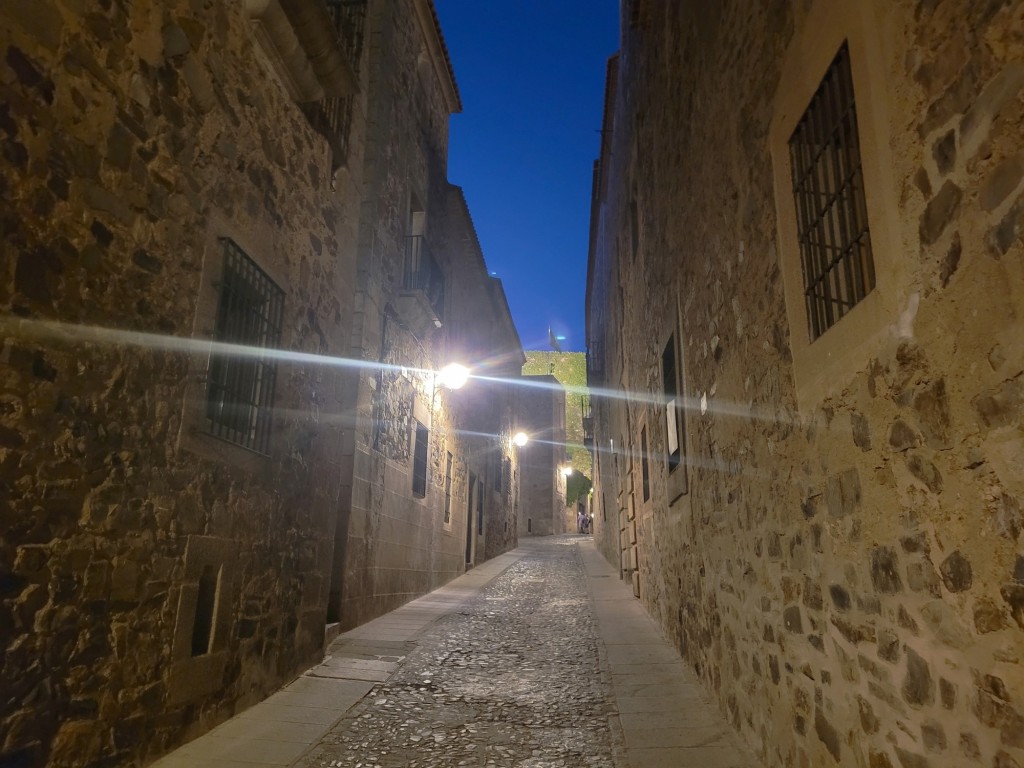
[436,363,470,390]
[560,465,573,478]
[512,431,529,447]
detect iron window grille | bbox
[206,239,284,454]
[299,0,366,173]
[788,42,875,341]
[412,421,429,498]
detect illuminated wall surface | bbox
[0,1,531,764]
[585,2,1024,768]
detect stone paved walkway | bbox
[154,536,756,768]
[295,537,617,768]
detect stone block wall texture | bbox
[522,351,593,482]
[516,375,567,537]
[442,187,523,564]
[330,0,463,630]
[587,1,1024,767]
[0,0,366,764]
[330,1,523,629]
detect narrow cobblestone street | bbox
[296,537,619,767]
[154,537,752,768]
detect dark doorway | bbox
[465,473,476,566]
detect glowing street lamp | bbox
[436,363,470,390]
[512,431,529,447]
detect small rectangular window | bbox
[640,427,650,502]
[788,42,875,340]
[629,197,639,260]
[476,481,484,534]
[191,565,220,657]
[412,421,428,498]
[205,239,284,454]
[493,445,503,492]
[662,335,682,472]
[443,451,453,523]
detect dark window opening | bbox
[640,427,650,502]
[191,564,219,657]
[493,446,503,492]
[412,421,428,498]
[629,0,644,28]
[403,235,445,321]
[477,480,484,534]
[527,517,532,533]
[206,238,283,454]
[789,42,875,341]
[662,335,682,472]
[443,451,453,523]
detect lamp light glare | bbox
[560,465,573,477]
[512,431,529,447]
[437,363,470,390]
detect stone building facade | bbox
[325,1,524,631]
[0,0,523,765]
[515,375,568,536]
[586,2,1024,768]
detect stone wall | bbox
[516,375,567,536]
[587,1,1024,767]
[0,0,365,764]
[443,187,523,565]
[329,0,523,629]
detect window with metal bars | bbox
[788,42,875,341]
[205,239,283,454]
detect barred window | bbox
[206,239,283,454]
[788,42,875,341]
[412,421,428,498]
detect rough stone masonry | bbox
[586,2,1024,768]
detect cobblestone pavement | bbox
[294,537,621,768]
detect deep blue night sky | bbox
[434,1,620,353]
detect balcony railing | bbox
[298,0,366,172]
[403,235,445,321]
[324,0,366,68]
